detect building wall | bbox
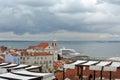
[55,66,120,80]
[20,55,54,72]
[27,40,58,61]
[27,48,58,61]
[79,66,120,80]
[5,53,14,63]
[0,58,4,63]
[44,48,58,61]
[5,53,20,64]
[14,55,20,64]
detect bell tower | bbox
[52,37,57,49]
[51,37,58,61]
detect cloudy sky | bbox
[0,0,120,41]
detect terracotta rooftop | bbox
[0,54,5,58]
[32,52,52,56]
[20,51,52,56]
[55,68,77,80]
[54,59,72,69]
[38,42,49,49]
[20,51,29,56]
[28,46,37,49]
[28,42,49,49]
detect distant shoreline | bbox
[1,40,120,42]
[0,40,120,57]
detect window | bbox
[37,57,39,60]
[34,61,36,64]
[45,56,46,59]
[41,57,43,60]
[52,43,54,46]
[44,61,45,64]
[49,60,51,63]
[40,61,42,64]
[46,61,48,64]
[23,57,25,60]
[55,43,56,47]
[27,57,29,60]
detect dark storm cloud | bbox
[0,6,68,35]
[102,0,120,4]
[0,0,120,35]
[16,0,58,8]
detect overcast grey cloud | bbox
[0,0,120,40]
[102,0,120,5]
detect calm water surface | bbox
[0,41,120,57]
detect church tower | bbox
[52,37,57,49]
[51,37,58,61]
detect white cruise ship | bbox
[57,47,81,58]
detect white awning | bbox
[64,60,86,69]
[90,66,102,70]
[96,61,111,66]
[0,73,38,80]
[109,62,120,67]
[12,70,55,79]
[12,70,54,77]
[90,61,111,71]
[11,64,29,69]
[72,60,87,65]
[104,66,117,71]
[104,62,120,71]
[0,63,9,66]
[0,68,7,74]
[25,65,41,70]
[64,64,75,69]
[81,61,99,66]
[2,64,18,68]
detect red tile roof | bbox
[28,42,49,49]
[28,46,37,49]
[0,54,5,58]
[20,51,52,56]
[55,68,77,80]
[38,42,49,49]
[20,51,29,56]
[32,52,52,56]
[54,59,72,69]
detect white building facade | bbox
[20,52,54,72]
[27,39,58,61]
